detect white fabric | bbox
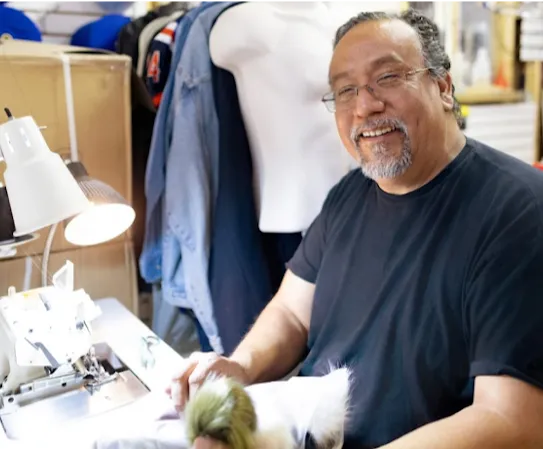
[92,368,351,449]
[1,393,181,449]
[1,368,349,449]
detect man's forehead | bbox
[329,18,422,84]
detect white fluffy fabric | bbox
[84,367,352,449]
[249,367,351,449]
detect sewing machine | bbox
[0,111,175,448]
[0,261,150,442]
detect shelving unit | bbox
[416,1,543,164]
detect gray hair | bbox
[333,9,463,127]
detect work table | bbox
[0,297,185,449]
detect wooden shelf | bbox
[456,86,526,105]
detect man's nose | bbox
[353,86,385,118]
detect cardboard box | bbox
[0,240,138,314]
[0,39,133,255]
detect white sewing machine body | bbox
[0,262,149,442]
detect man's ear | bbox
[436,71,455,112]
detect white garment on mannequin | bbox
[209,2,354,233]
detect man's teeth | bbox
[361,127,396,138]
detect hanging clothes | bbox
[136,10,185,78]
[119,3,196,354]
[162,2,241,355]
[116,14,152,67]
[151,283,201,357]
[140,2,218,287]
[115,2,188,70]
[140,2,305,355]
[143,15,184,108]
[208,44,302,355]
[140,1,235,353]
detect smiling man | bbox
[172,10,543,449]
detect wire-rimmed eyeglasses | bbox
[321,67,433,113]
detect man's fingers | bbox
[171,355,201,381]
[179,367,193,410]
[188,357,214,384]
[170,360,198,410]
[169,352,239,412]
[192,437,229,449]
[188,356,218,396]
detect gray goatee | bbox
[350,118,412,180]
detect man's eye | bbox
[336,87,356,101]
[376,73,402,86]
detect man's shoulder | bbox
[464,137,543,231]
[467,138,543,205]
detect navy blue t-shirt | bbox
[287,137,543,448]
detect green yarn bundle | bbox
[184,375,258,449]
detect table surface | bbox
[0,297,185,449]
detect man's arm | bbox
[381,191,543,449]
[228,171,343,385]
[229,269,315,384]
[380,371,543,448]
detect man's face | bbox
[329,19,452,181]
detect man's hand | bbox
[166,351,250,411]
[192,437,229,449]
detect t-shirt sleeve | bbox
[285,215,326,284]
[466,200,543,389]
[286,179,345,284]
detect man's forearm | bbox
[379,404,538,449]
[228,301,307,384]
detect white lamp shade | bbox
[0,115,90,236]
[63,161,135,246]
[64,203,135,246]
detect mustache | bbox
[350,118,408,143]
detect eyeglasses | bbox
[322,67,433,113]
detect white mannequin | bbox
[209,2,354,233]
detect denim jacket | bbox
[143,2,236,354]
[139,2,217,286]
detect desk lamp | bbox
[64,160,135,247]
[0,108,135,287]
[0,108,90,235]
[41,158,136,287]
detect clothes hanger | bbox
[157,0,189,16]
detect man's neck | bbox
[376,129,466,196]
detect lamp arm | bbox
[41,222,58,287]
